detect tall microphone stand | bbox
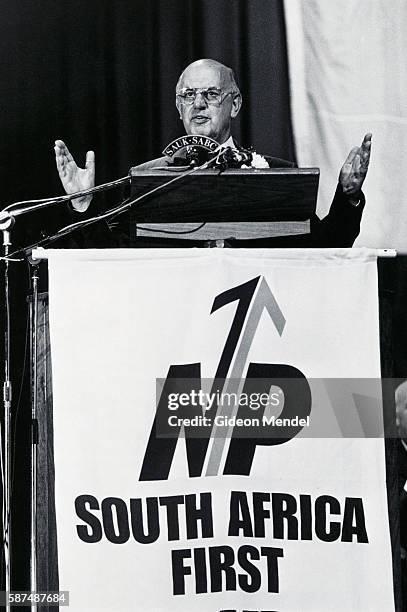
[29,261,39,612]
[1,213,14,612]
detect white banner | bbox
[46,248,394,611]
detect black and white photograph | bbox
[1,1,407,610]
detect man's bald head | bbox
[176,59,241,96]
[175,59,242,144]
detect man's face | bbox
[176,63,240,144]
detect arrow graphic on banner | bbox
[205,276,286,476]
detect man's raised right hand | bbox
[54,139,95,212]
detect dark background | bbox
[0,0,406,608]
[0,0,295,211]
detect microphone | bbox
[214,146,253,168]
[170,145,212,167]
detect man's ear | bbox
[176,99,182,119]
[231,93,242,119]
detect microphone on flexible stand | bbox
[211,146,253,169]
[168,144,254,169]
[170,145,212,167]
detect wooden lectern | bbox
[128,167,320,242]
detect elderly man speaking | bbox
[54,58,371,246]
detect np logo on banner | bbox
[140,276,312,481]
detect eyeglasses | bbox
[176,87,235,106]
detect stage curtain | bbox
[284,0,407,249]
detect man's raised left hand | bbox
[339,133,372,195]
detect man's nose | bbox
[193,92,208,109]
